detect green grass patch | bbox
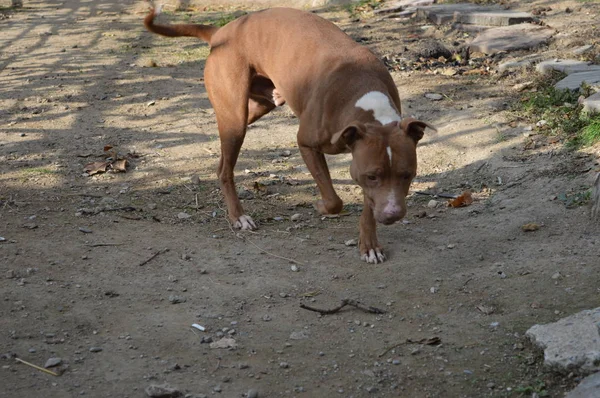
[558,189,592,208]
[515,73,600,148]
[346,0,384,18]
[21,167,57,175]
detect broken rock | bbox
[469,24,554,54]
[526,307,600,373]
[145,384,183,398]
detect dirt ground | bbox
[1,0,599,397]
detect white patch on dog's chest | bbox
[386,146,392,166]
[355,91,401,125]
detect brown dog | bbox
[144,7,434,263]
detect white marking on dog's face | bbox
[355,91,402,125]
[386,146,392,166]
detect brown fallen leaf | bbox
[103,145,113,152]
[476,305,495,315]
[253,181,268,193]
[111,159,128,172]
[521,223,540,232]
[84,161,109,175]
[448,190,473,208]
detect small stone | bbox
[290,265,299,272]
[78,227,92,234]
[6,270,15,279]
[513,81,534,92]
[247,389,259,398]
[430,287,438,294]
[290,213,302,222]
[190,175,201,185]
[279,362,289,368]
[345,239,358,246]
[213,385,222,393]
[209,337,237,349]
[177,212,191,220]
[281,150,292,157]
[169,295,186,304]
[44,357,62,368]
[290,330,309,340]
[145,384,182,398]
[427,200,439,208]
[262,314,272,322]
[28,348,36,353]
[425,93,443,101]
[551,272,562,280]
[147,100,156,107]
[89,347,103,353]
[536,120,547,127]
[487,382,495,389]
[392,359,401,365]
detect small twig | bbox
[378,336,441,357]
[85,243,124,247]
[15,357,60,376]
[474,162,487,173]
[240,235,301,265]
[414,191,457,199]
[300,299,386,315]
[138,248,169,266]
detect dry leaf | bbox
[103,145,113,152]
[253,181,268,193]
[111,159,128,172]
[448,190,473,208]
[521,223,540,232]
[476,305,495,315]
[84,161,109,175]
[209,337,237,349]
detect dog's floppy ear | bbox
[400,117,436,143]
[331,122,366,148]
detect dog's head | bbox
[331,118,432,225]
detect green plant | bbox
[558,189,592,208]
[516,80,600,148]
[346,0,383,18]
[514,380,548,396]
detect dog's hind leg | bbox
[247,75,281,125]
[205,60,256,230]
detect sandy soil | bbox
[1,0,599,397]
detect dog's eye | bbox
[367,175,377,181]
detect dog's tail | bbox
[144,6,219,44]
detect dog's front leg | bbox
[359,200,385,264]
[298,145,343,215]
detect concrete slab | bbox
[469,24,554,54]
[536,59,600,75]
[555,71,600,91]
[582,92,600,113]
[497,54,544,72]
[417,4,498,25]
[374,0,435,14]
[456,11,533,26]
[526,307,600,373]
[565,372,600,398]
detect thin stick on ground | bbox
[414,191,457,199]
[85,243,124,247]
[378,337,441,357]
[300,299,386,315]
[15,357,60,376]
[138,248,169,266]
[239,234,302,265]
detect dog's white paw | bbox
[361,248,386,264]
[234,215,257,230]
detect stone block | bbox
[537,59,600,75]
[582,92,600,113]
[456,11,533,27]
[565,372,600,398]
[469,24,554,54]
[555,71,600,91]
[526,307,600,373]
